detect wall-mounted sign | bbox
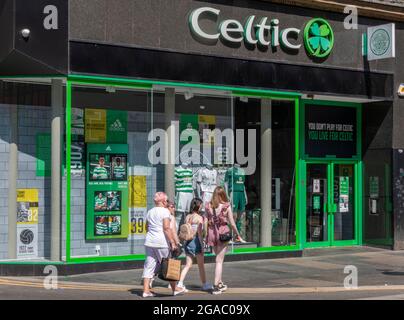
[189,7,334,58]
[305,104,357,158]
[367,23,395,61]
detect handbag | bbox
[158,258,182,281]
[219,232,232,242]
[215,205,233,243]
[171,244,184,259]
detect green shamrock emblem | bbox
[304,18,334,58]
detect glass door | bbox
[305,162,358,247]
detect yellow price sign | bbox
[130,209,147,236]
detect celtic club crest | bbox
[304,18,334,58]
[370,29,390,56]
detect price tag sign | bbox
[130,208,147,237]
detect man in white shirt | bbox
[142,192,186,298]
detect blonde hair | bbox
[210,186,229,209]
[154,192,168,205]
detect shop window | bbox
[0,80,59,261]
[235,98,296,248]
[69,84,152,258]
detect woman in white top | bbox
[142,192,186,298]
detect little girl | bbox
[177,198,213,292]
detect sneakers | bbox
[142,292,156,298]
[177,283,189,293]
[211,285,222,295]
[211,282,228,295]
[173,286,187,296]
[218,282,228,292]
[202,283,214,291]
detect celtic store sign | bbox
[367,23,396,61]
[189,7,334,59]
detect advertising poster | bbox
[313,195,321,211]
[17,189,39,258]
[129,176,147,208]
[369,176,380,198]
[130,208,148,238]
[129,174,148,239]
[339,177,350,213]
[85,108,128,144]
[85,109,107,143]
[198,115,216,145]
[107,110,128,144]
[305,104,357,158]
[86,144,129,240]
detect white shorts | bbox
[142,246,170,279]
[176,192,193,212]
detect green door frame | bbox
[303,160,361,249]
[299,100,363,249]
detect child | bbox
[177,198,212,292]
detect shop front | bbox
[0,0,400,272]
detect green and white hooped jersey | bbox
[96,223,108,235]
[95,197,107,207]
[113,165,126,179]
[110,221,120,233]
[175,167,194,193]
[93,166,109,179]
[109,197,120,210]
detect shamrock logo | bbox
[304,18,334,58]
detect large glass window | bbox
[235,98,296,248]
[67,83,297,260]
[0,80,63,261]
[69,84,151,258]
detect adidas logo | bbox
[110,119,125,132]
[106,146,112,152]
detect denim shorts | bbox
[184,237,202,257]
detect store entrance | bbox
[306,162,358,247]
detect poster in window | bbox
[85,109,107,143]
[16,189,39,259]
[339,177,350,213]
[86,144,129,240]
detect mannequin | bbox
[196,162,218,208]
[175,162,194,228]
[225,164,248,241]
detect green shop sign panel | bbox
[86,144,129,240]
[305,104,358,159]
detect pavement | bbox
[2,246,404,300]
